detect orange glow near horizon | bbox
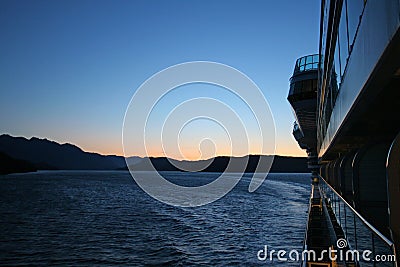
[79,139,307,159]
[28,130,307,159]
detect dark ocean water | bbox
[0,171,310,266]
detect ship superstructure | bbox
[288,0,400,266]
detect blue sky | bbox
[0,0,319,157]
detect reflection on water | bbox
[0,171,310,266]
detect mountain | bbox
[0,134,308,173]
[0,151,37,175]
[125,155,309,173]
[0,134,127,170]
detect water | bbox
[0,171,310,266]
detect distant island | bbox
[0,134,308,175]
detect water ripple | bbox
[0,171,309,266]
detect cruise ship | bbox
[288,0,400,266]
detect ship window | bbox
[300,57,305,66]
[294,81,302,93]
[347,0,365,51]
[338,1,349,78]
[313,79,317,92]
[304,81,308,93]
[306,56,313,64]
[334,36,341,88]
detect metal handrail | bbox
[318,175,394,248]
[301,183,314,267]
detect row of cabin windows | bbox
[319,0,366,142]
[334,0,365,89]
[292,79,318,94]
[295,55,319,73]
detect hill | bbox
[0,151,37,175]
[125,155,308,173]
[0,134,308,173]
[0,134,126,170]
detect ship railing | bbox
[301,182,314,267]
[319,175,397,267]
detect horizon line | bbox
[0,133,307,160]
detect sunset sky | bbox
[0,0,319,158]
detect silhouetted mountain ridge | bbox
[0,134,308,173]
[0,151,37,175]
[0,134,127,170]
[125,155,308,173]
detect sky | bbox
[0,0,320,158]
